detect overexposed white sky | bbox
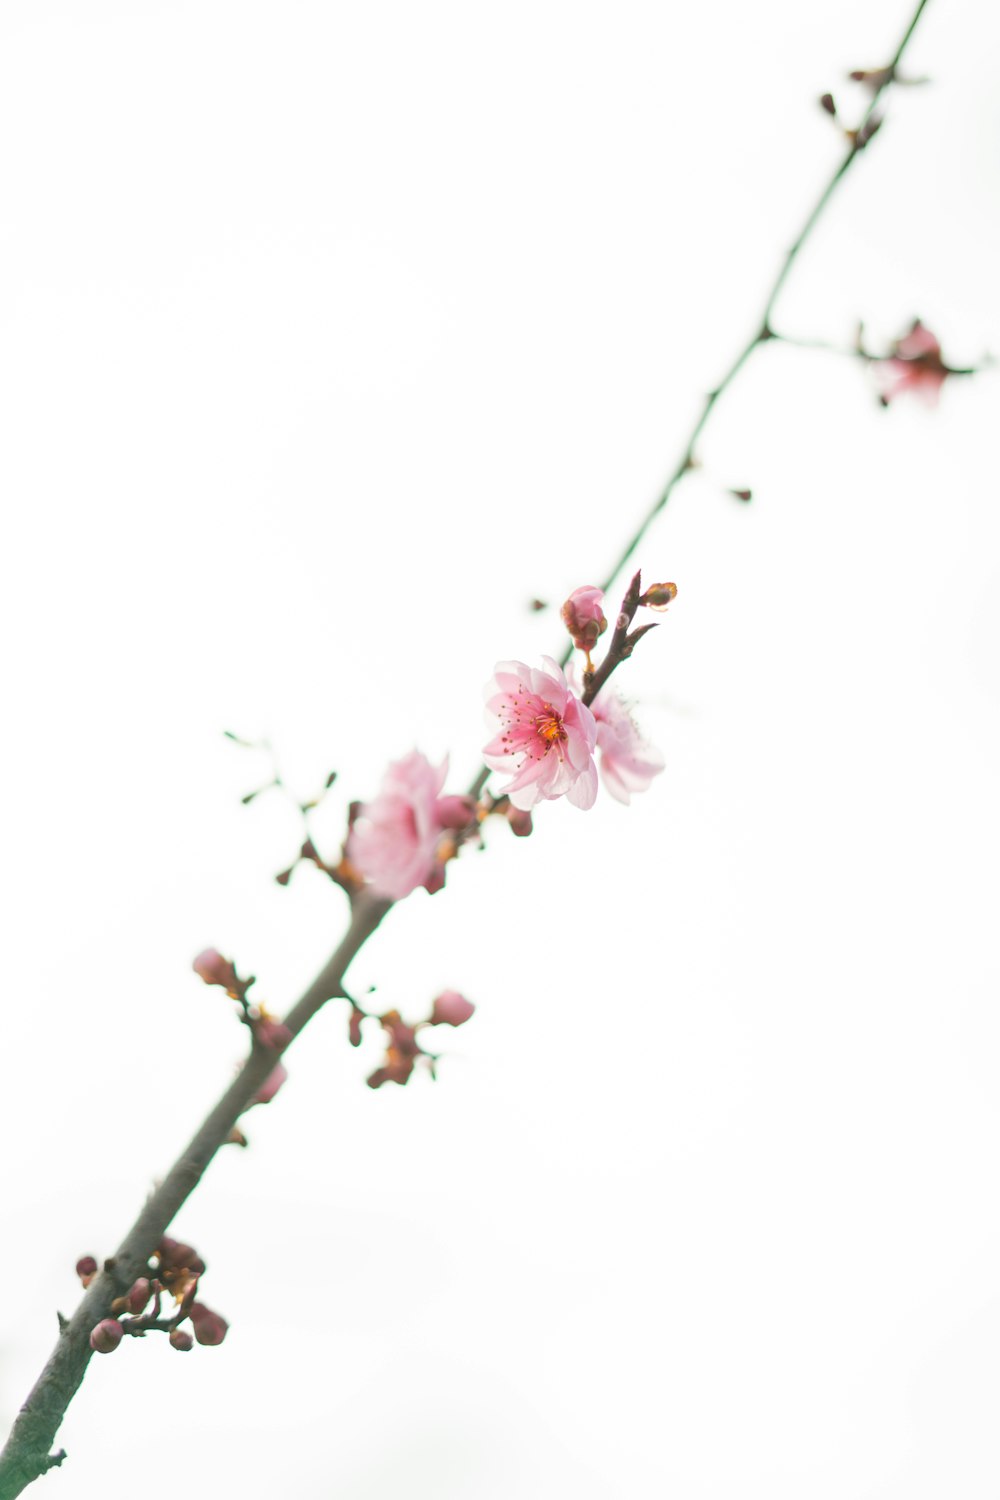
[2,2,999,1497]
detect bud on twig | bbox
[190,1303,228,1347]
[430,991,476,1028]
[89,1319,123,1355]
[638,582,677,611]
[561,586,608,654]
[75,1256,98,1287]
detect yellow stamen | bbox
[535,708,565,744]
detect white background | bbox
[2,1,999,1496]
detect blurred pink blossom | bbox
[874,320,948,406]
[253,1061,288,1106]
[192,949,239,991]
[430,990,476,1027]
[561,585,608,654]
[347,751,456,900]
[590,687,664,804]
[254,1015,292,1051]
[483,658,598,811]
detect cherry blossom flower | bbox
[561,585,608,654]
[483,658,598,811]
[873,320,949,406]
[347,751,465,901]
[590,685,664,804]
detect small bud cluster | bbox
[193,949,293,1110]
[337,988,476,1089]
[79,1236,228,1357]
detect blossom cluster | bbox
[352,988,477,1090]
[343,580,669,903]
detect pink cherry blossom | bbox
[347,751,458,900]
[874,320,948,406]
[561,585,608,653]
[590,685,664,804]
[483,658,598,811]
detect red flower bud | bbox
[126,1278,152,1315]
[430,990,476,1028]
[506,805,533,838]
[75,1255,98,1286]
[158,1239,206,1277]
[190,1302,228,1346]
[169,1327,194,1352]
[348,1008,364,1047]
[90,1318,124,1354]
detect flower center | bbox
[534,705,566,745]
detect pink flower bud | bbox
[90,1318,124,1354]
[76,1255,98,1286]
[253,1061,288,1106]
[430,990,476,1027]
[506,805,533,838]
[169,1327,194,1352]
[561,586,608,653]
[254,1016,292,1052]
[192,949,238,990]
[126,1278,152,1315]
[190,1302,228,1346]
[436,794,476,830]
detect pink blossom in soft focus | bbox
[483,658,598,811]
[874,320,948,406]
[192,949,238,990]
[430,990,475,1027]
[561,585,608,653]
[590,686,665,805]
[253,1061,288,1106]
[347,751,455,900]
[254,1015,292,1051]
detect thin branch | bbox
[0,2,934,1494]
[595,0,931,598]
[467,0,931,807]
[0,893,390,1500]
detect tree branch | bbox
[0,1,934,1494]
[0,892,391,1500]
[465,0,932,809]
